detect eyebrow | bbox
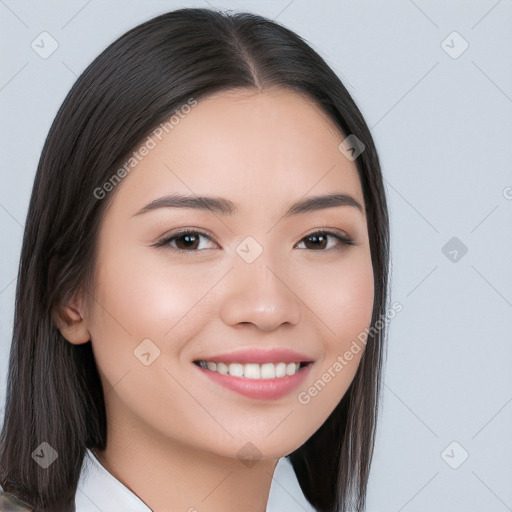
[132,192,364,218]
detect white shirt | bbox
[75,448,317,512]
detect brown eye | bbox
[295,231,355,251]
[303,233,328,250]
[174,233,200,250]
[154,230,218,252]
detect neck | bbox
[94,422,279,512]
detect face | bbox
[79,87,374,462]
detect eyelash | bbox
[153,228,356,253]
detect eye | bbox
[294,230,355,251]
[153,228,355,253]
[153,229,218,252]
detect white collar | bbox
[76,448,316,512]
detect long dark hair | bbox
[0,8,389,512]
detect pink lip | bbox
[194,348,314,364]
[195,363,313,400]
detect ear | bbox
[52,295,91,345]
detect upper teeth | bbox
[198,361,302,379]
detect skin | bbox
[54,87,374,512]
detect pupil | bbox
[179,234,198,249]
[308,234,326,250]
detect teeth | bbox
[274,362,286,378]
[197,361,303,379]
[229,363,244,377]
[245,363,261,379]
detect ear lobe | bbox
[52,299,91,345]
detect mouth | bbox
[193,360,313,379]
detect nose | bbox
[219,253,302,332]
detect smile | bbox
[194,360,311,379]
[193,360,314,400]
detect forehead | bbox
[109,87,364,216]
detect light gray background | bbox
[1,1,511,511]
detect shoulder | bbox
[75,448,152,512]
[268,457,317,512]
[0,487,33,511]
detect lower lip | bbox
[195,363,313,400]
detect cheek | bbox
[294,251,374,413]
[90,248,210,340]
[85,250,218,430]
[85,247,211,389]
[308,250,375,342]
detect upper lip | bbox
[194,348,315,364]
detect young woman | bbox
[0,8,390,512]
